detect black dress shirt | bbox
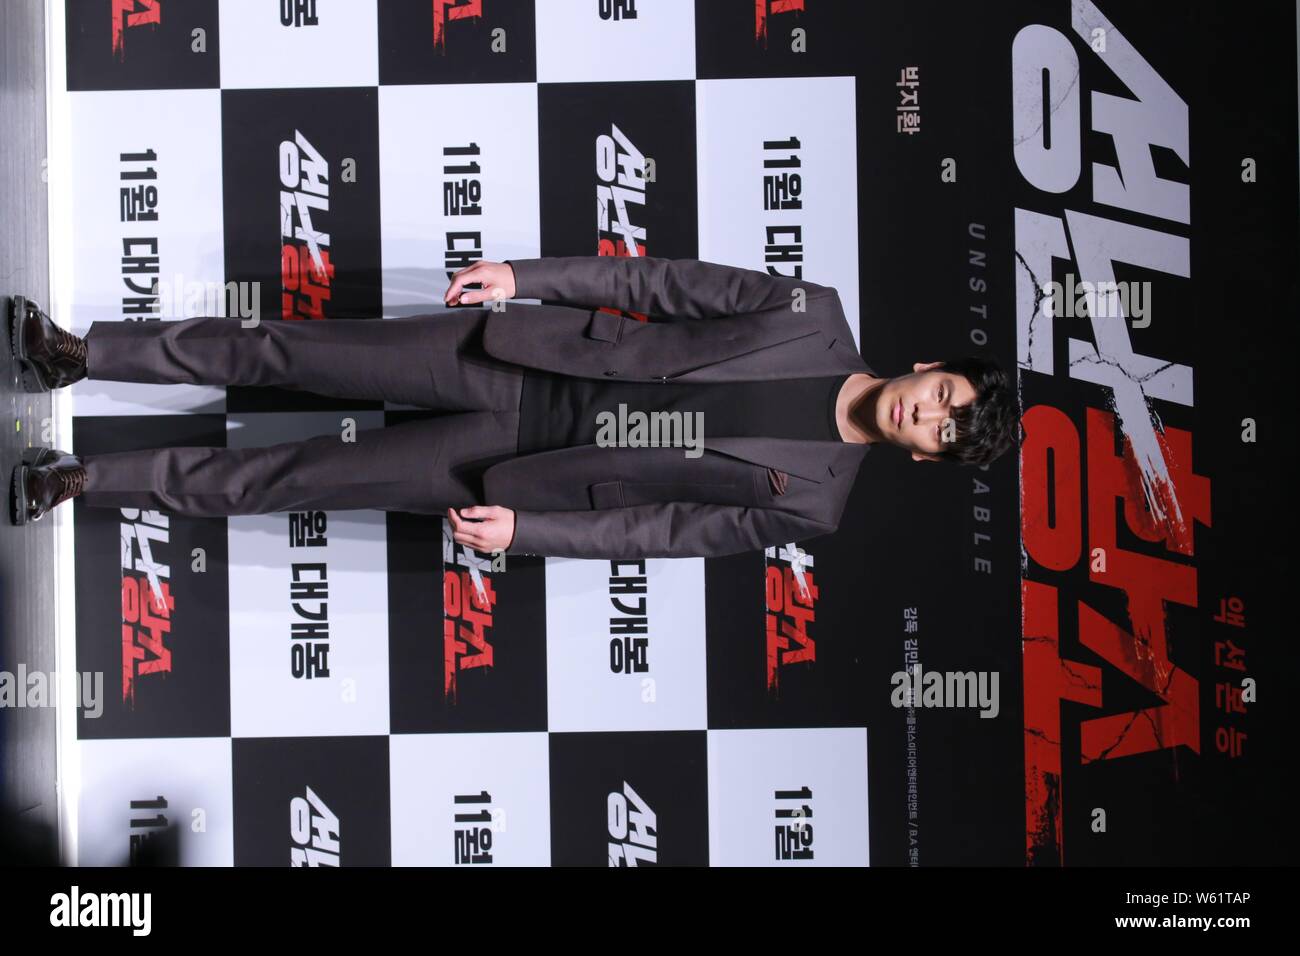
[518,370,849,454]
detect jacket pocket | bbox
[752,466,789,501]
[585,311,626,344]
[589,480,626,509]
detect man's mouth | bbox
[894,398,903,429]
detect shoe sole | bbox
[11,462,30,525]
[9,295,51,393]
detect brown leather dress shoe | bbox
[8,295,88,391]
[11,447,87,525]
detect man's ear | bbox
[911,451,942,463]
[912,360,944,374]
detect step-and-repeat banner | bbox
[59,0,1292,865]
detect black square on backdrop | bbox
[220,87,383,413]
[384,431,550,736]
[233,735,391,866]
[73,414,232,740]
[378,0,536,86]
[66,0,220,91]
[549,731,708,866]
[536,81,698,265]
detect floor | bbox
[0,0,58,863]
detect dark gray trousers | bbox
[79,312,524,516]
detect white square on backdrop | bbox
[219,0,379,89]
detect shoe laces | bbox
[52,326,86,365]
[55,465,87,503]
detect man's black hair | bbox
[935,357,1018,467]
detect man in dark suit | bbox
[8,256,1017,559]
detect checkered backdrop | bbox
[54,0,1291,867]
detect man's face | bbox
[874,362,978,461]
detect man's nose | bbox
[913,403,943,424]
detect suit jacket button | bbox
[603,370,617,376]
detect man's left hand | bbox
[447,505,516,553]
[444,260,517,306]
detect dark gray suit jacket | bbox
[481,255,872,559]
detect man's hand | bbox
[447,505,516,553]
[443,260,517,306]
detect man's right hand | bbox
[444,260,517,306]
